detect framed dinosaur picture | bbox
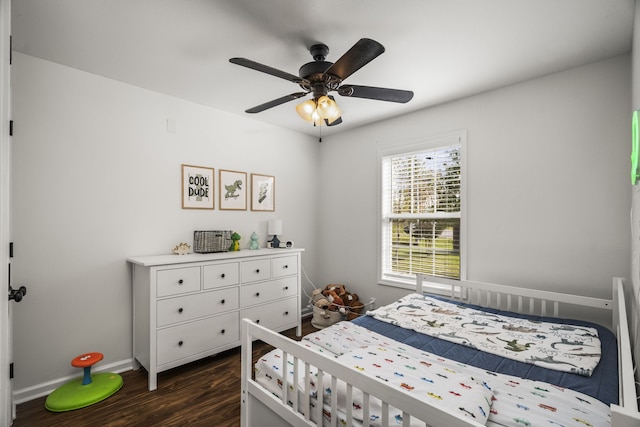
[251,173,275,212]
[219,169,247,210]
[181,164,214,209]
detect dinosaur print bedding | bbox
[255,322,610,427]
[368,293,601,376]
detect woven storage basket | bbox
[193,230,233,253]
[310,306,343,329]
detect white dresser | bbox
[127,248,303,391]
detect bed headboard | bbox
[415,274,612,319]
[415,274,640,421]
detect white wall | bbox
[318,54,631,308]
[10,53,320,392]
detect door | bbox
[1,0,12,424]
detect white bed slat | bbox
[281,350,289,406]
[292,355,300,412]
[381,402,389,427]
[330,376,338,427]
[346,383,353,426]
[402,411,411,427]
[304,363,311,421]
[362,392,370,427]
[316,369,324,424]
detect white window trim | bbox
[376,130,468,295]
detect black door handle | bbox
[9,285,27,302]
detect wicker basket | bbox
[193,230,233,253]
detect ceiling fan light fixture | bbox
[295,99,318,123]
[296,96,341,125]
[316,95,342,124]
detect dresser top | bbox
[127,248,304,267]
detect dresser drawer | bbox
[240,259,271,283]
[203,262,239,289]
[156,312,239,366]
[240,297,298,331]
[271,255,298,278]
[240,276,297,307]
[156,267,200,297]
[157,287,239,327]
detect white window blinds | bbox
[381,135,463,283]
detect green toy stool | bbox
[45,352,123,412]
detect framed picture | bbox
[182,164,214,209]
[251,173,275,211]
[219,169,247,210]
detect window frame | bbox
[377,130,468,293]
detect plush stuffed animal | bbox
[314,297,331,310]
[309,288,324,306]
[324,284,346,298]
[323,289,344,310]
[312,295,331,319]
[344,293,364,321]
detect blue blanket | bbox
[353,296,618,406]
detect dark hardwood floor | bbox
[12,318,316,427]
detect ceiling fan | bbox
[229,38,414,126]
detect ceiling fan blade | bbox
[325,116,343,126]
[230,58,303,83]
[245,92,308,113]
[339,85,414,103]
[324,38,385,81]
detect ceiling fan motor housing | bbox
[298,43,342,97]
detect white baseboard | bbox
[13,358,134,405]
[301,306,312,318]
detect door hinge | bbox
[9,120,13,136]
[9,363,13,379]
[9,242,13,258]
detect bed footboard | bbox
[240,318,484,427]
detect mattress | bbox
[353,295,618,406]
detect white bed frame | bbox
[240,276,640,427]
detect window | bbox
[379,131,465,287]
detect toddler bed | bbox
[240,276,640,427]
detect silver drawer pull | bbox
[178,340,184,346]
[178,307,183,313]
[178,279,184,285]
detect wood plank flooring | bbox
[12,318,316,427]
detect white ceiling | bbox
[11,0,635,138]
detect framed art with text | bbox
[182,164,214,209]
[219,169,247,210]
[251,173,275,211]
